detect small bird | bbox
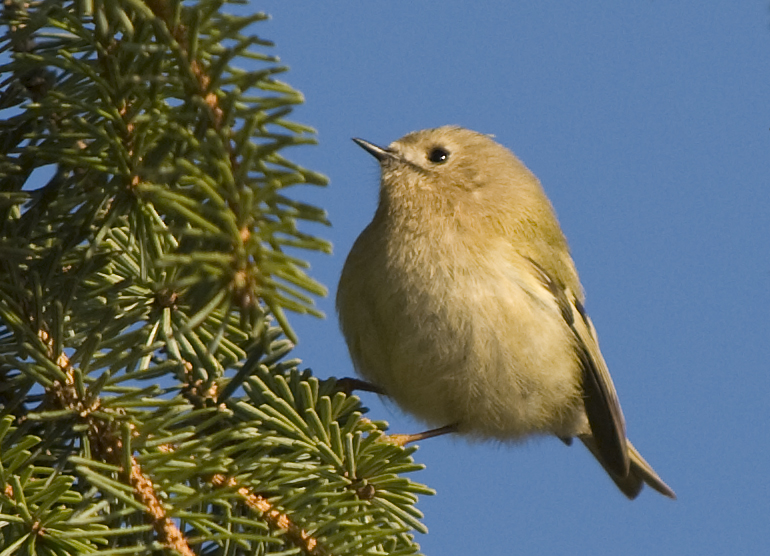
[337,126,675,499]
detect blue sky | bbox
[252,2,770,554]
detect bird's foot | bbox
[384,424,459,447]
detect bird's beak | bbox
[352,138,395,162]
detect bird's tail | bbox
[580,436,676,500]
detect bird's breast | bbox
[360,234,586,439]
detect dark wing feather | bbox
[527,258,630,477]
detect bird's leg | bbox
[335,379,458,446]
[336,377,387,395]
[387,424,459,447]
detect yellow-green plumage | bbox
[337,126,674,499]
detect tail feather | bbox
[580,436,676,500]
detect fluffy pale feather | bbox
[338,126,675,499]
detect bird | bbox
[336,125,675,499]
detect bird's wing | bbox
[527,258,630,477]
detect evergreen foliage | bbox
[0,1,432,554]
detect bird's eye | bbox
[427,147,450,164]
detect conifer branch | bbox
[212,474,329,556]
[0,2,433,554]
